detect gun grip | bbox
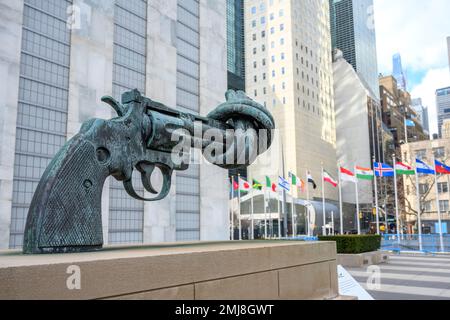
[23,136,110,254]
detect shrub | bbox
[318,235,381,254]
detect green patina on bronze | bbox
[23,89,275,254]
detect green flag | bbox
[253,179,262,190]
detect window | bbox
[252,34,257,41]
[262,59,266,66]
[280,38,284,45]
[271,55,275,62]
[253,48,257,54]
[252,20,256,28]
[416,149,427,160]
[263,87,267,94]
[282,82,286,90]
[424,201,432,212]
[251,6,256,14]
[438,182,449,194]
[261,17,266,25]
[280,24,284,31]
[271,41,275,48]
[260,3,266,12]
[281,67,285,75]
[419,183,429,195]
[272,70,275,77]
[253,61,257,68]
[262,73,266,80]
[262,44,265,52]
[254,75,257,83]
[433,147,445,159]
[279,9,284,17]
[281,53,285,60]
[261,31,266,38]
[440,200,449,212]
[270,13,274,20]
[271,27,275,34]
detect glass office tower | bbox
[226,0,245,92]
[330,0,380,99]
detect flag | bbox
[435,160,450,174]
[289,172,300,186]
[340,167,356,183]
[266,176,277,192]
[278,176,290,192]
[307,172,317,189]
[355,166,374,180]
[232,180,239,191]
[299,179,306,193]
[252,179,262,190]
[416,159,435,175]
[405,119,416,127]
[237,177,251,191]
[323,171,338,187]
[373,162,394,177]
[395,162,415,175]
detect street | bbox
[348,254,450,300]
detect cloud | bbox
[374,0,450,74]
[374,0,450,136]
[410,67,450,135]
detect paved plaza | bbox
[348,254,450,300]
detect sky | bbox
[373,0,450,135]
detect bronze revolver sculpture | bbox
[23,89,275,254]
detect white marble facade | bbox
[0,0,229,249]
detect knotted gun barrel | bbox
[23,89,274,254]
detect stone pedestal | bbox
[0,241,339,300]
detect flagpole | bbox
[306,170,311,237]
[433,155,444,252]
[238,174,242,240]
[338,164,344,235]
[322,164,326,236]
[373,158,380,235]
[230,176,234,240]
[277,191,281,238]
[291,192,295,238]
[355,165,361,235]
[415,166,423,251]
[404,117,409,144]
[250,182,255,240]
[264,188,268,239]
[393,155,401,246]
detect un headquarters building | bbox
[0,0,231,250]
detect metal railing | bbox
[382,234,450,253]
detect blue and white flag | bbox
[416,159,436,175]
[278,176,290,192]
[373,162,394,177]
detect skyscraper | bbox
[411,98,430,134]
[329,0,380,99]
[436,87,450,138]
[0,0,229,249]
[245,0,337,204]
[447,36,450,74]
[227,0,246,91]
[393,53,407,91]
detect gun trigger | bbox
[101,96,126,117]
[139,164,158,194]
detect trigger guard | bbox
[137,163,158,194]
[123,165,173,202]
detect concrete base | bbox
[337,251,389,268]
[0,241,340,300]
